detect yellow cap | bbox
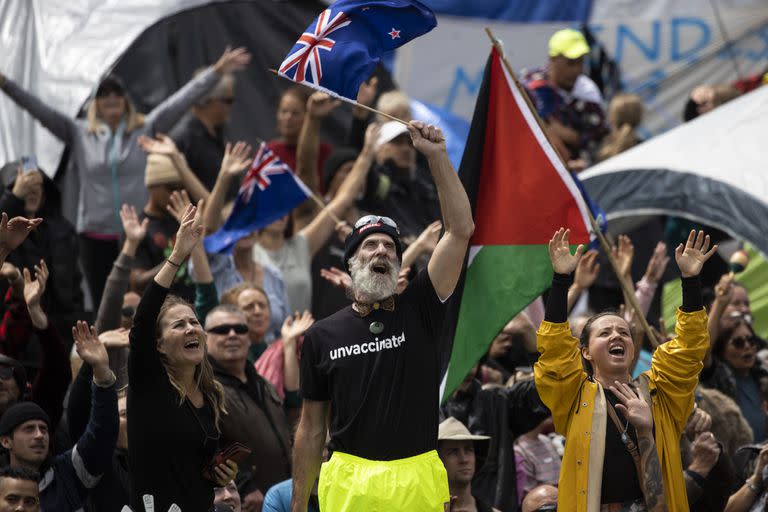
[548,28,590,59]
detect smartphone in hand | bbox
[20,155,38,173]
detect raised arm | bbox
[144,47,251,133]
[138,134,211,202]
[203,141,253,233]
[567,249,599,313]
[300,124,379,257]
[291,399,330,512]
[704,272,733,369]
[296,92,340,195]
[407,121,474,301]
[0,72,78,143]
[0,213,42,266]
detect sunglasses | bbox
[96,86,125,98]
[730,336,758,350]
[0,366,14,380]
[354,215,399,231]
[207,323,249,335]
[121,305,136,318]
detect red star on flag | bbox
[388,28,401,39]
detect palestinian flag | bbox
[440,47,592,399]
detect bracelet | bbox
[93,370,117,388]
[167,258,182,268]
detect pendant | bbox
[369,321,384,334]
[621,432,629,445]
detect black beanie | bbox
[343,217,403,272]
[322,147,359,193]
[0,355,27,397]
[0,402,50,436]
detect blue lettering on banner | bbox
[444,66,484,112]
[671,17,711,61]
[615,21,661,62]
[745,25,768,61]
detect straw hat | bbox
[438,417,490,441]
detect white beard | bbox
[349,254,400,302]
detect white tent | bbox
[581,84,768,255]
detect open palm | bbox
[548,228,585,275]
[72,321,109,368]
[23,260,48,308]
[0,213,42,252]
[675,230,717,278]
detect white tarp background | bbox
[394,0,768,136]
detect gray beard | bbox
[348,255,400,302]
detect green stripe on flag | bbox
[444,244,552,399]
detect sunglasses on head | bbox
[730,336,758,350]
[354,215,399,231]
[207,323,249,335]
[0,366,15,381]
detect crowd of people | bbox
[0,22,765,512]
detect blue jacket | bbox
[263,479,319,512]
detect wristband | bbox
[93,370,117,388]
[167,258,182,268]
[685,469,706,488]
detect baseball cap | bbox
[376,121,410,148]
[548,28,590,59]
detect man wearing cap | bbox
[522,28,608,165]
[292,121,474,512]
[438,417,500,512]
[130,155,195,300]
[0,324,118,511]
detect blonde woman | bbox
[128,200,237,511]
[0,47,250,305]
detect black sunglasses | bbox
[207,323,249,335]
[730,336,758,350]
[0,366,14,380]
[96,86,125,98]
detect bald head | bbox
[521,484,558,512]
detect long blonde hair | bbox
[85,96,145,134]
[156,295,227,430]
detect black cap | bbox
[322,148,359,193]
[96,74,126,97]
[0,402,50,436]
[343,216,403,272]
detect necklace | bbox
[620,417,630,445]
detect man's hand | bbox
[242,489,264,512]
[213,46,252,75]
[675,230,717,278]
[685,407,713,439]
[361,122,381,157]
[307,92,341,120]
[219,141,253,180]
[548,228,584,275]
[137,134,179,157]
[11,168,43,200]
[413,220,442,257]
[0,213,42,256]
[574,249,600,290]
[643,241,670,284]
[713,272,734,304]
[407,121,446,159]
[688,431,720,478]
[120,204,148,247]
[73,320,113,384]
[612,234,634,280]
[98,328,130,348]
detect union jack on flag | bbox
[277,0,437,100]
[240,144,294,203]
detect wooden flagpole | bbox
[483,27,658,348]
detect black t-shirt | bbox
[310,236,351,320]
[135,212,195,301]
[301,269,447,460]
[169,115,225,192]
[601,390,643,503]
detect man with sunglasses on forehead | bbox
[293,121,474,512]
[205,304,292,512]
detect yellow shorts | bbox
[318,450,450,512]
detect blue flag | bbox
[204,144,311,254]
[278,0,437,100]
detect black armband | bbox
[544,273,573,324]
[680,275,703,312]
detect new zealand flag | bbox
[278,0,437,99]
[204,143,311,254]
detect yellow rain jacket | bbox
[534,309,708,512]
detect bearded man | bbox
[291,121,474,512]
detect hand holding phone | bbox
[20,155,38,173]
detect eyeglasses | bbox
[207,323,249,335]
[354,215,399,231]
[121,305,136,318]
[730,336,758,350]
[0,366,14,380]
[533,505,557,512]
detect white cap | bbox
[376,121,409,148]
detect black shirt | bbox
[169,115,225,192]
[301,269,447,460]
[601,390,643,503]
[310,236,351,320]
[128,281,219,512]
[135,212,195,301]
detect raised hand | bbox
[361,122,381,156]
[307,92,341,119]
[219,141,253,179]
[356,76,379,107]
[214,46,251,74]
[548,228,585,275]
[170,200,206,261]
[413,220,442,256]
[281,311,315,345]
[407,120,446,159]
[395,267,410,294]
[120,204,148,244]
[12,168,43,200]
[137,134,179,156]
[334,221,352,243]
[72,320,112,382]
[574,249,600,289]
[98,328,130,348]
[213,460,239,487]
[612,234,634,279]
[0,213,42,255]
[643,241,670,284]
[713,272,734,303]
[167,190,192,223]
[22,259,48,309]
[675,230,717,278]
[610,381,653,435]
[320,267,351,292]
